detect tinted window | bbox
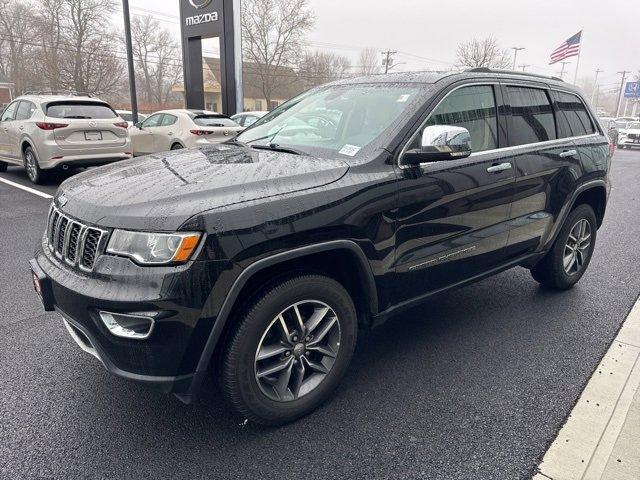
[1,102,18,122]
[142,114,163,128]
[554,91,595,137]
[46,102,117,119]
[507,87,556,145]
[160,114,177,126]
[189,114,237,127]
[15,101,36,121]
[422,85,498,152]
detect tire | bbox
[530,204,597,290]
[170,143,183,150]
[222,274,358,426]
[0,160,7,173]
[23,146,46,184]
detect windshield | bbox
[46,102,117,119]
[627,122,640,129]
[236,84,422,157]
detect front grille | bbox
[628,133,639,140]
[46,205,108,272]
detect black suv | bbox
[30,69,611,425]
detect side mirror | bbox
[135,122,143,129]
[401,125,472,166]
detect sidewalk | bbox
[534,298,640,480]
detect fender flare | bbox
[186,239,378,397]
[542,179,608,251]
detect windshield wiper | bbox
[251,143,304,155]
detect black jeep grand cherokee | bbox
[30,69,611,425]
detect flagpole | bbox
[573,29,583,84]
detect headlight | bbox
[106,230,202,265]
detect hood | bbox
[57,144,349,231]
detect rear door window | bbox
[506,86,556,145]
[553,91,596,137]
[46,102,117,119]
[160,114,177,127]
[15,101,36,120]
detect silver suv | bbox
[0,94,132,184]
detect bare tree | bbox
[61,0,125,95]
[129,15,182,108]
[455,37,511,69]
[298,50,351,88]
[0,0,38,94]
[357,47,381,76]
[242,0,314,106]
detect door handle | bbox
[486,162,512,173]
[167,132,174,135]
[559,149,578,158]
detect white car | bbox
[618,121,640,149]
[129,109,243,156]
[0,94,131,183]
[115,110,148,127]
[230,110,268,128]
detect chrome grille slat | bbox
[46,205,107,272]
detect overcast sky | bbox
[128,0,639,94]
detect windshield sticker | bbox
[339,144,361,156]
[397,94,411,103]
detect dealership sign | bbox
[185,11,218,26]
[624,82,640,98]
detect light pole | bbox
[518,64,530,72]
[559,62,571,79]
[381,50,398,74]
[511,47,525,70]
[591,69,603,104]
[616,71,631,117]
[122,0,138,125]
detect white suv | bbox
[0,94,132,184]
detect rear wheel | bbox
[170,143,183,150]
[530,204,597,290]
[222,274,358,425]
[23,146,46,184]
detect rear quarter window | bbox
[46,102,117,120]
[552,91,595,137]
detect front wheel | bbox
[221,275,358,425]
[530,204,597,290]
[23,146,46,184]
[170,143,183,150]
[0,160,7,173]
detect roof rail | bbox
[22,91,93,97]
[464,67,564,83]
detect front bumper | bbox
[30,241,231,397]
[618,137,640,147]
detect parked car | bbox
[0,94,131,183]
[230,110,268,128]
[129,109,243,156]
[30,69,610,425]
[618,121,640,149]
[115,110,148,127]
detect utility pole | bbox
[559,61,571,79]
[518,64,530,72]
[511,47,525,70]
[615,71,631,117]
[381,50,397,74]
[591,69,603,103]
[122,0,138,124]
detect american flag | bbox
[549,31,582,64]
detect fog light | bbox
[99,311,155,340]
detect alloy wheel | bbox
[563,218,591,275]
[254,300,341,402]
[25,150,37,181]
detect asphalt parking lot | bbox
[1,149,639,480]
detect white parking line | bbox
[0,177,53,199]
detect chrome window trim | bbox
[398,80,604,169]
